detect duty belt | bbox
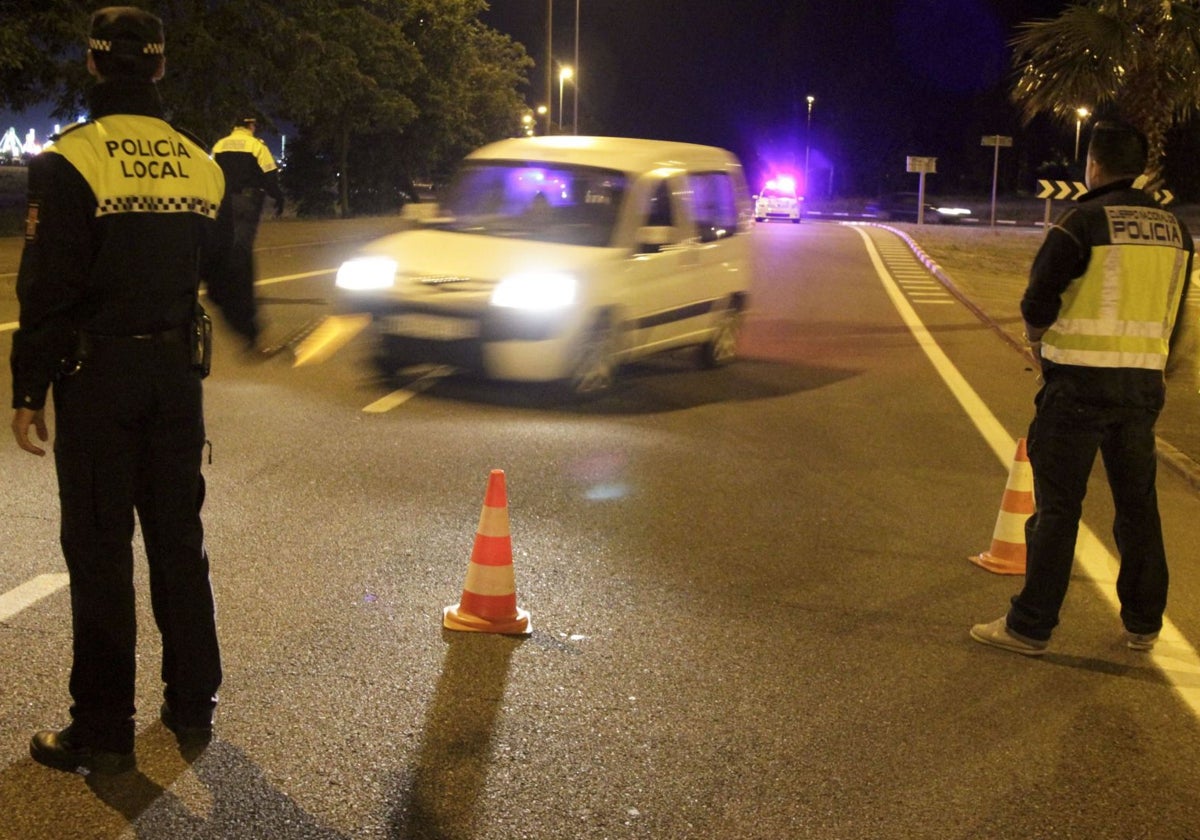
[83,324,191,344]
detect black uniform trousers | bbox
[1007,377,1169,642]
[52,331,221,754]
[207,190,263,346]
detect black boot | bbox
[30,725,135,775]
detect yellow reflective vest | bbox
[1040,199,1191,372]
[47,114,223,221]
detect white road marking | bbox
[362,366,455,413]
[1,271,337,335]
[852,224,1200,717]
[0,573,69,621]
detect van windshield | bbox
[432,162,627,247]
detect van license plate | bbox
[381,313,479,340]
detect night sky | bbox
[4,2,1086,198]
[481,0,1076,196]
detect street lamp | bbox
[1074,106,1090,161]
[804,95,815,196]
[572,0,580,135]
[559,66,574,134]
[537,105,548,136]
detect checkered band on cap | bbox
[88,7,165,56]
[97,195,220,219]
[89,38,165,55]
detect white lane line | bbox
[362,366,455,413]
[254,269,335,288]
[2,270,337,335]
[0,573,69,621]
[851,224,1200,716]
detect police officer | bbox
[10,7,229,774]
[972,120,1194,656]
[210,117,284,351]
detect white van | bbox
[334,135,754,395]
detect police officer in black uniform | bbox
[210,117,285,351]
[971,121,1194,657]
[10,7,230,774]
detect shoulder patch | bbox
[23,201,40,243]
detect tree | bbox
[1,1,532,216]
[1010,0,1200,187]
[394,0,532,184]
[271,1,422,216]
[0,1,82,114]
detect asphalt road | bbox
[2,218,1200,839]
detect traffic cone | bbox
[969,438,1035,575]
[443,470,532,634]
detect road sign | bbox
[982,136,1012,227]
[1155,189,1175,205]
[906,156,937,174]
[1036,179,1087,201]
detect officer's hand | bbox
[12,408,48,457]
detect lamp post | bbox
[536,105,548,136]
[559,66,574,134]
[572,0,580,134]
[1074,106,1090,161]
[545,0,553,135]
[804,95,815,196]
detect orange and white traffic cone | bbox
[969,438,1035,575]
[443,470,532,635]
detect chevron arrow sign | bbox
[1036,179,1087,200]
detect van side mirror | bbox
[635,225,674,254]
[401,202,440,223]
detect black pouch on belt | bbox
[192,304,213,378]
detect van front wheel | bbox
[566,316,620,397]
[699,306,742,368]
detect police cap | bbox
[89,7,165,57]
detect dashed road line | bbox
[362,366,455,413]
[0,573,69,621]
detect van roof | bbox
[467,136,743,174]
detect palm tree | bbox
[1011,0,1200,187]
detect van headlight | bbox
[336,257,398,291]
[491,271,576,311]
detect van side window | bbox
[645,181,674,228]
[685,172,739,242]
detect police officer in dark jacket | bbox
[971,120,1194,657]
[210,117,284,351]
[10,7,229,774]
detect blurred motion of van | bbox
[863,192,971,224]
[334,136,754,396]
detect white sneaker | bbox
[970,616,1048,656]
[1125,630,1159,651]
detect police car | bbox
[754,176,802,223]
[334,136,754,396]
